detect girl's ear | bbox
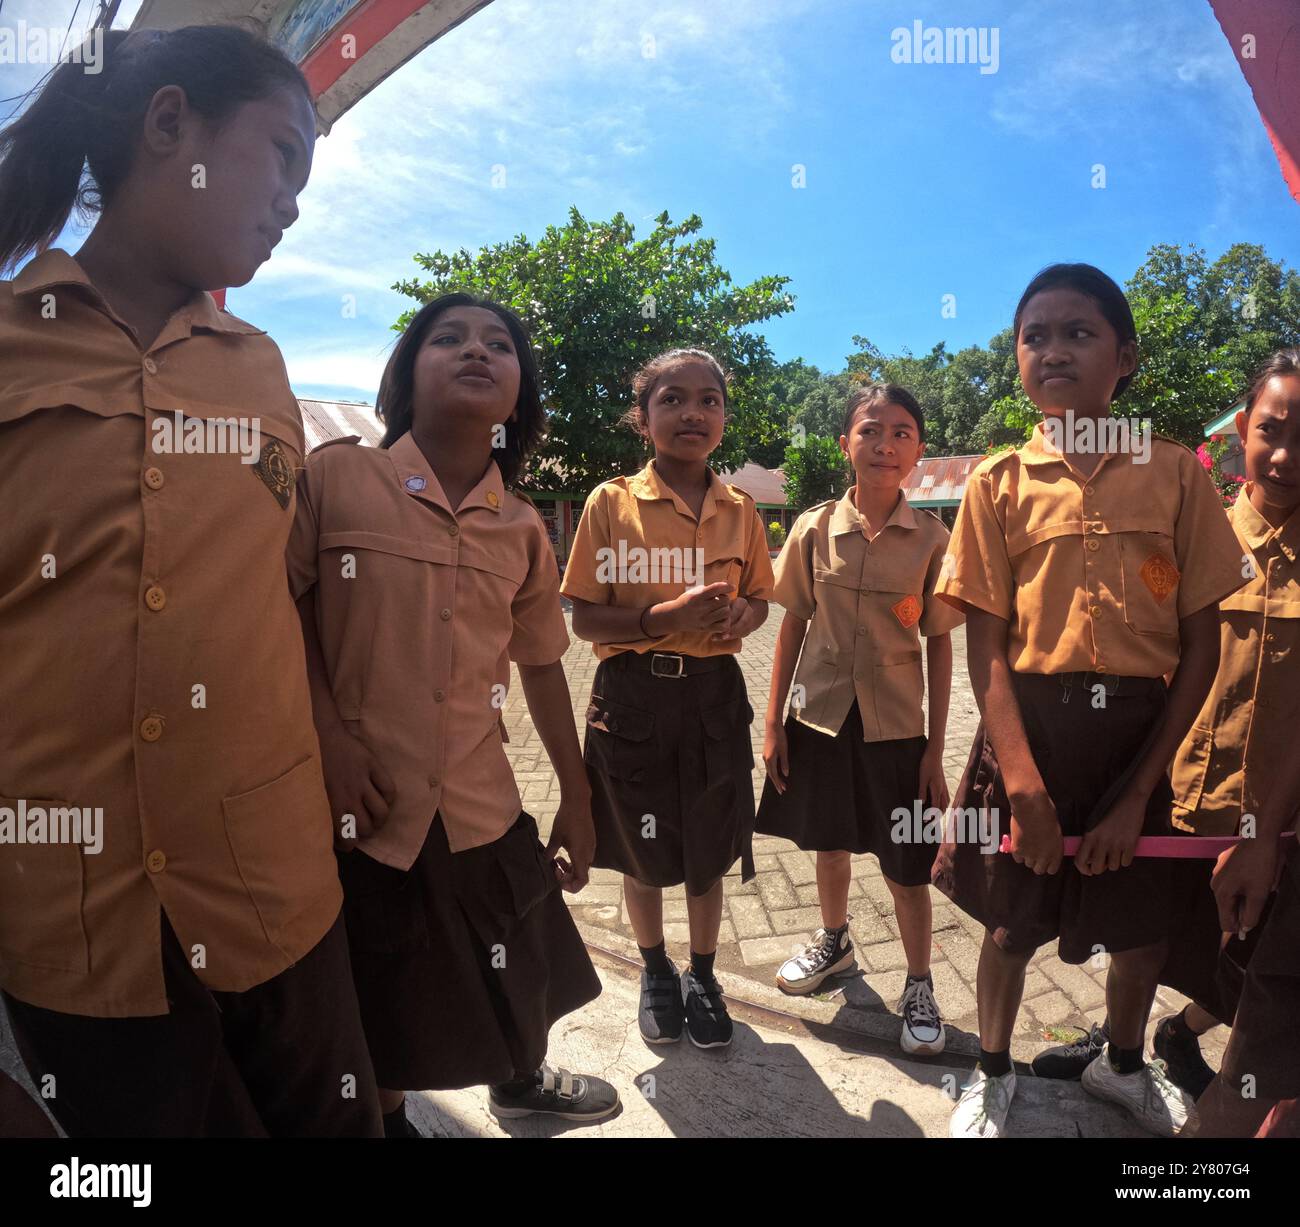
[838,433,851,461]
[1235,408,1249,445]
[1117,339,1138,380]
[140,85,190,157]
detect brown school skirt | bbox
[337,811,600,1091]
[1219,843,1300,1103]
[583,650,756,897]
[932,671,1178,961]
[755,702,932,886]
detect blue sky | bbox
[4,0,1298,404]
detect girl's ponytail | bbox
[0,30,125,275]
[0,25,311,276]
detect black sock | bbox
[690,949,716,981]
[978,1047,1012,1078]
[494,1069,543,1098]
[1108,1043,1144,1074]
[639,941,672,976]
[382,1101,409,1138]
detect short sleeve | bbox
[509,514,570,665]
[1174,450,1249,618]
[286,456,320,600]
[935,467,1014,619]
[740,503,776,601]
[919,525,965,636]
[558,487,612,604]
[772,512,816,621]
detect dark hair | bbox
[1011,263,1139,400]
[376,293,545,487]
[621,347,730,438]
[841,383,926,442]
[1243,347,1300,418]
[0,25,311,275]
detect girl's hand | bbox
[918,743,949,811]
[650,581,732,635]
[1076,790,1146,875]
[1211,837,1280,936]
[763,720,790,793]
[1007,789,1063,876]
[711,595,756,643]
[319,725,397,851]
[546,795,596,892]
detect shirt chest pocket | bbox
[319,531,463,718]
[1119,531,1181,637]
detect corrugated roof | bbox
[299,398,384,450]
[720,462,788,506]
[902,454,984,506]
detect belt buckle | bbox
[650,652,685,678]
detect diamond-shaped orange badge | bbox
[1139,552,1180,603]
[892,594,922,628]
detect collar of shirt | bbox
[626,459,745,524]
[1020,419,1124,480]
[11,248,264,347]
[1234,484,1300,563]
[829,488,918,539]
[387,429,505,517]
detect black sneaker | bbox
[488,1065,621,1121]
[1153,1013,1216,1100]
[639,960,684,1044]
[681,966,733,1049]
[1031,1020,1109,1080]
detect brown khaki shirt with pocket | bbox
[936,423,1246,676]
[1171,489,1300,835]
[559,460,775,659]
[0,250,340,1018]
[775,491,964,742]
[287,432,569,863]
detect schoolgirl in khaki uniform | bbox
[933,264,1245,1138]
[562,348,775,1049]
[756,385,963,1055]
[0,27,380,1137]
[290,293,616,1135]
[1155,349,1300,1104]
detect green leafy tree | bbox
[781,434,849,513]
[392,208,794,493]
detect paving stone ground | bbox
[510,605,1226,1068]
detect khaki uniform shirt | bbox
[0,250,340,1018]
[775,491,963,741]
[1171,490,1300,834]
[287,432,569,862]
[937,423,1245,676]
[560,460,775,659]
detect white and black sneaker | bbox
[898,972,946,1055]
[776,924,855,995]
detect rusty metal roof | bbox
[299,398,383,450]
[902,454,984,507]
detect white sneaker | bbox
[949,1068,1016,1138]
[775,925,855,995]
[899,973,946,1055]
[1081,1045,1196,1136]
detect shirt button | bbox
[448,525,460,537]
[1090,605,1102,618]
[1266,633,1277,642]
[146,850,166,873]
[1096,664,1107,673]
[857,626,866,635]
[434,689,446,702]
[486,491,500,508]
[144,585,166,611]
[428,775,441,788]
[143,467,165,490]
[1085,538,1100,551]
[439,608,451,621]
[143,357,158,375]
[140,716,163,742]
[1084,485,1095,495]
